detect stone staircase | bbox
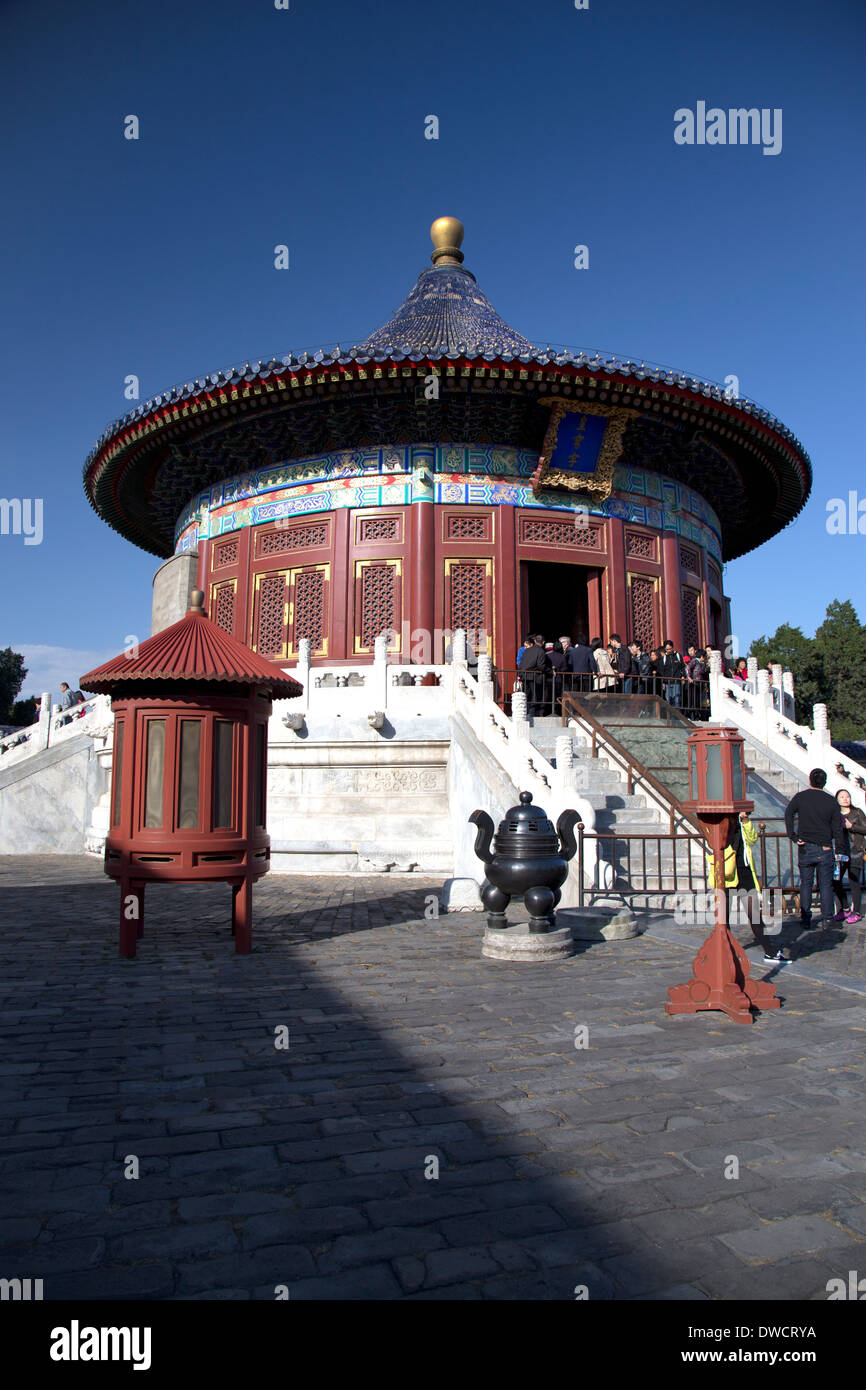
[528,716,705,903]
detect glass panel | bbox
[254,723,266,828]
[177,720,201,829]
[732,749,744,800]
[705,743,724,802]
[144,720,166,828]
[213,721,234,828]
[111,720,124,826]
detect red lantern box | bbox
[80,591,303,957]
[666,726,780,1024]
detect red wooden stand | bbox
[666,815,781,1025]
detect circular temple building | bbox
[84,218,811,669]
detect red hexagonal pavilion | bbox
[80,590,303,957]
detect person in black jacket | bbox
[636,643,653,695]
[659,640,685,706]
[518,636,550,716]
[567,633,596,695]
[784,769,845,929]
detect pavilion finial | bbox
[430,216,465,267]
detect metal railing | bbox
[494,669,711,720]
[574,822,832,914]
[575,824,707,905]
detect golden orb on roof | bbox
[430,216,465,266]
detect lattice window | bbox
[256,574,287,657]
[679,545,699,574]
[258,521,329,556]
[519,517,602,549]
[682,587,701,651]
[630,577,656,648]
[293,568,326,652]
[358,516,399,543]
[446,514,490,541]
[449,562,487,633]
[359,563,399,650]
[708,559,722,592]
[625,530,656,561]
[213,539,238,569]
[213,582,235,635]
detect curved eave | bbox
[84,350,812,562]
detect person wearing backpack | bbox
[659,639,684,707]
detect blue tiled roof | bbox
[361,265,535,358]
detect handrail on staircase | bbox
[561,691,706,838]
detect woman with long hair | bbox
[833,789,865,924]
[592,637,616,692]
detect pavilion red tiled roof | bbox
[80,592,303,699]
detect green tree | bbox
[749,623,826,713]
[10,696,38,727]
[814,599,866,741]
[0,648,27,723]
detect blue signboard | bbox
[548,410,608,474]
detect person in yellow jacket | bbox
[706,812,788,965]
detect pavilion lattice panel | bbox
[255,573,287,658]
[213,538,239,569]
[446,560,491,645]
[630,576,656,649]
[358,516,400,544]
[257,520,330,557]
[519,516,602,549]
[679,544,700,574]
[682,587,701,651]
[707,559,722,591]
[625,530,656,561]
[356,562,401,652]
[291,566,328,655]
[446,513,490,541]
[212,581,236,635]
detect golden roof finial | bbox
[430,216,465,267]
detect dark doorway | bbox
[521,561,596,644]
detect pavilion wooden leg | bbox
[232,878,252,954]
[119,879,143,959]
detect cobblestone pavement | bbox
[1,855,865,1302]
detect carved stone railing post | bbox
[813,703,830,747]
[35,691,51,752]
[746,656,758,691]
[511,689,529,738]
[296,637,312,712]
[452,628,467,666]
[371,630,390,710]
[782,669,795,721]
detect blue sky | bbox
[1,0,863,699]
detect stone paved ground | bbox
[1,854,865,1302]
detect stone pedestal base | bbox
[440,878,482,912]
[482,924,575,962]
[568,903,639,941]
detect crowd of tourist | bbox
[514,633,711,716]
